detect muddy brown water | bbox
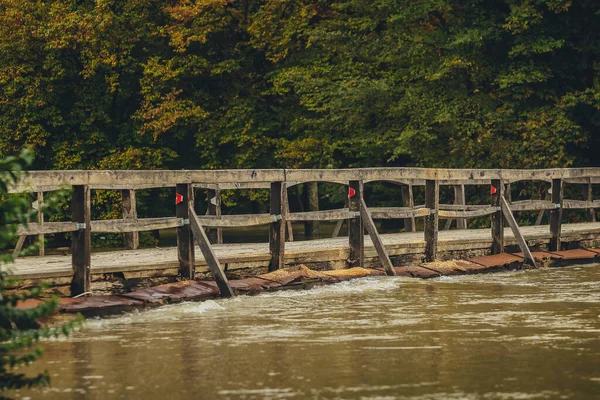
[14,264,600,399]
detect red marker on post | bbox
[175,193,183,205]
[349,187,356,198]
[490,186,497,195]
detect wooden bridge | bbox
[7,168,600,296]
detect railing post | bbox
[207,187,223,244]
[269,181,286,271]
[424,179,439,262]
[37,191,45,256]
[491,178,504,254]
[550,178,563,251]
[176,183,195,279]
[455,185,467,229]
[71,185,91,296]
[587,178,595,222]
[122,189,139,250]
[348,180,364,267]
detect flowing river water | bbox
[15,264,600,399]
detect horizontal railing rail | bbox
[10,167,600,193]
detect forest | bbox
[1,0,599,240]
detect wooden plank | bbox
[562,199,600,209]
[176,183,195,279]
[207,188,223,244]
[360,198,396,276]
[71,185,91,296]
[370,207,431,219]
[424,179,439,262]
[288,209,354,221]
[438,204,489,211]
[11,169,286,193]
[195,182,272,190]
[500,195,537,267]
[491,179,504,254]
[438,207,497,219]
[189,208,234,297]
[508,199,555,212]
[91,218,182,233]
[198,214,277,228]
[348,180,364,267]
[268,182,286,271]
[37,191,45,256]
[17,222,79,236]
[550,178,563,251]
[121,189,139,250]
[11,168,600,194]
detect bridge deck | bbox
[6,222,600,282]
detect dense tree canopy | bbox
[0,0,598,171]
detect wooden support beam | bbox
[176,183,195,279]
[207,188,223,244]
[424,179,439,262]
[189,208,234,297]
[268,182,286,272]
[37,191,44,256]
[71,185,91,296]
[500,195,536,267]
[360,198,396,276]
[535,189,550,225]
[348,180,364,267]
[491,179,504,254]
[401,184,416,232]
[14,194,30,255]
[121,189,139,250]
[588,178,596,222]
[332,219,344,238]
[14,236,26,255]
[550,178,563,251]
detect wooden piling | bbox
[189,208,234,297]
[176,183,195,279]
[550,178,563,251]
[207,188,223,244]
[491,179,504,254]
[360,198,396,276]
[424,179,439,262]
[71,185,91,296]
[348,180,364,267]
[122,189,139,250]
[268,181,286,272]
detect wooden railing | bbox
[9,168,600,295]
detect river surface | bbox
[15,264,600,399]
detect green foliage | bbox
[0,0,599,212]
[0,150,80,396]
